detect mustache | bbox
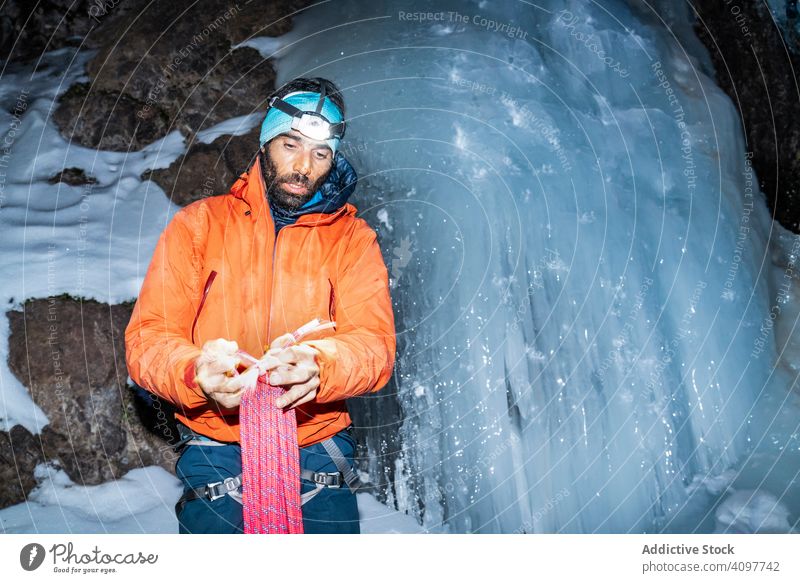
[280,173,310,186]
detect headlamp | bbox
[259,79,346,155]
[267,80,346,142]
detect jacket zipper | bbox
[191,270,217,344]
[328,280,335,322]
[266,228,285,349]
[265,205,349,350]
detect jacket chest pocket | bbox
[327,280,336,323]
[280,268,336,326]
[191,270,218,344]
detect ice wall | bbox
[258,0,800,533]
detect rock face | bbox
[47,167,98,186]
[0,425,44,508]
[3,296,180,507]
[46,0,311,151]
[53,82,174,152]
[0,0,96,63]
[692,2,800,233]
[142,126,260,205]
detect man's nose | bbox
[293,151,312,176]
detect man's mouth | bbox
[281,181,309,195]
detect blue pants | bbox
[175,429,360,534]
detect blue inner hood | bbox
[269,152,358,234]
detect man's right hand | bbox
[194,338,243,410]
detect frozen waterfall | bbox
[253,0,800,533]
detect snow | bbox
[232,35,290,59]
[714,489,793,534]
[195,112,263,144]
[356,493,426,534]
[0,463,422,534]
[0,465,181,534]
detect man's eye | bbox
[284,142,296,149]
[314,151,330,160]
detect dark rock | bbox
[0,0,95,63]
[47,167,98,186]
[52,0,312,151]
[692,2,800,233]
[5,295,179,491]
[53,82,172,152]
[142,126,259,206]
[128,384,181,452]
[0,425,44,508]
[1,0,168,64]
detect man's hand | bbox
[268,332,296,351]
[195,338,243,410]
[268,343,321,409]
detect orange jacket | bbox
[124,155,396,447]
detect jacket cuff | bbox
[302,339,338,403]
[184,359,198,389]
[181,358,208,408]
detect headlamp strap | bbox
[315,79,326,115]
[269,96,303,118]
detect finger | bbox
[198,352,240,374]
[273,344,317,366]
[215,355,242,375]
[214,376,245,394]
[218,338,239,353]
[209,392,240,411]
[204,338,239,355]
[275,346,300,365]
[228,368,259,393]
[212,384,242,400]
[199,370,244,394]
[253,354,282,371]
[203,363,237,379]
[276,377,319,408]
[269,333,295,351]
[270,364,313,386]
[201,339,240,362]
[285,386,318,410]
[266,364,293,384]
[293,343,320,359]
[197,372,227,392]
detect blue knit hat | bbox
[259,91,345,155]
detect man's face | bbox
[262,130,334,211]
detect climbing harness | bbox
[173,423,362,517]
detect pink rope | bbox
[237,319,335,534]
[241,376,303,534]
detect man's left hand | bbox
[267,343,321,409]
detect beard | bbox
[260,148,332,212]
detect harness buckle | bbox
[206,476,240,501]
[313,472,342,488]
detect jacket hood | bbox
[229,151,358,232]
